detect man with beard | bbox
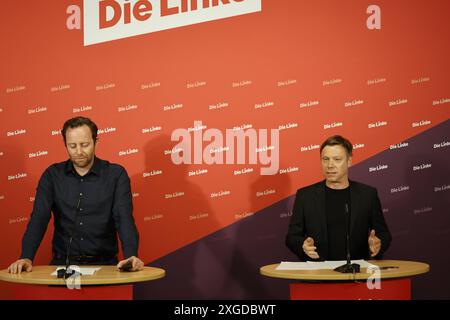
[8,117,144,273]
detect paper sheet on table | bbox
[51,267,101,276]
[276,260,376,270]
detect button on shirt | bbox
[20,157,139,261]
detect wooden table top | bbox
[0,265,165,286]
[260,260,429,281]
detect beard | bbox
[71,155,94,168]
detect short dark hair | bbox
[320,135,353,157]
[61,117,98,144]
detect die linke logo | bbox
[66,2,382,45]
[78,0,262,45]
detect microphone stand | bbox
[334,203,360,273]
[57,193,83,279]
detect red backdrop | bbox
[0,0,449,298]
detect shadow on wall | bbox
[132,134,224,299]
[217,171,297,299]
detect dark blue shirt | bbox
[20,157,139,261]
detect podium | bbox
[260,260,429,300]
[0,265,165,300]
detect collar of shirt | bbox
[64,156,102,177]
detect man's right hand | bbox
[302,237,320,259]
[7,259,33,274]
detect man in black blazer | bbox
[286,135,391,261]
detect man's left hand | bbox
[117,256,144,272]
[368,229,381,257]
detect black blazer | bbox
[286,180,392,261]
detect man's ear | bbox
[347,155,352,167]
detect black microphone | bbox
[334,203,360,273]
[57,192,83,279]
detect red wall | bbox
[1,1,449,297]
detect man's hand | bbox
[368,229,381,257]
[117,256,144,272]
[302,237,320,259]
[7,259,33,274]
